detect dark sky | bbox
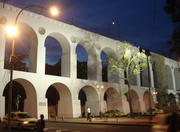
[1,0,174,61]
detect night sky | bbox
[1,0,174,63]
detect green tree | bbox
[109,42,147,117]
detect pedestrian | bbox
[87,107,91,121]
[37,114,45,132]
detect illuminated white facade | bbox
[0,3,179,119]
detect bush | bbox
[142,108,164,116]
[102,110,125,117]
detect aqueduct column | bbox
[96,56,102,82]
[36,85,48,119]
[36,34,46,74]
[70,43,77,78]
[149,62,154,88]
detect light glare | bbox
[50,7,59,16]
[5,25,18,38]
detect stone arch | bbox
[4,23,38,73]
[103,87,122,112]
[78,85,99,115]
[129,90,141,112]
[101,47,119,83]
[77,41,97,80]
[143,91,153,111]
[3,78,37,118]
[174,68,180,91]
[45,83,73,118]
[165,65,174,90]
[45,32,71,77]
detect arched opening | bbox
[101,48,119,83]
[76,42,97,80]
[104,88,122,112]
[140,68,150,87]
[45,83,72,118]
[3,81,26,113]
[3,79,37,117]
[78,89,87,117]
[143,91,153,111]
[4,23,38,73]
[124,71,137,85]
[101,51,108,82]
[165,65,174,89]
[76,44,88,79]
[45,33,70,77]
[45,86,60,119]
[129,90,141,112]
[78,86,99,116]
[45,36,62,76]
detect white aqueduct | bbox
[0,3,180,119]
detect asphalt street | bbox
[0,122,152,132]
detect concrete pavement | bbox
[44,117,153,132]
[46,117,153,126]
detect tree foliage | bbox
[109,41,147,77]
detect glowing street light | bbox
[5,4,59,130]
[5,25,18,38]
[49,7,59,16]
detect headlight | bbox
[23,121,28,124]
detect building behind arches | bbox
[0,3,180,119]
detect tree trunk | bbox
[126,69,134,118]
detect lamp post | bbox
[139,48,152,118]
[5,5,59,131]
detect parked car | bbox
[2,112,38,129]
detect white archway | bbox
[46,83,73,118]
[104,87,122,112]
[3,78,38,118]
[78,85,99,115]
[45,32,71,77]
[4,23,38,73]
[77,41,97,80]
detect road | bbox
[0,122,152,132]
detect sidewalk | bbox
[46,117,153,126]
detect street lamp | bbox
[139,48,152,118]
[5,5,59,130]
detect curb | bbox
[46,120,153,127]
